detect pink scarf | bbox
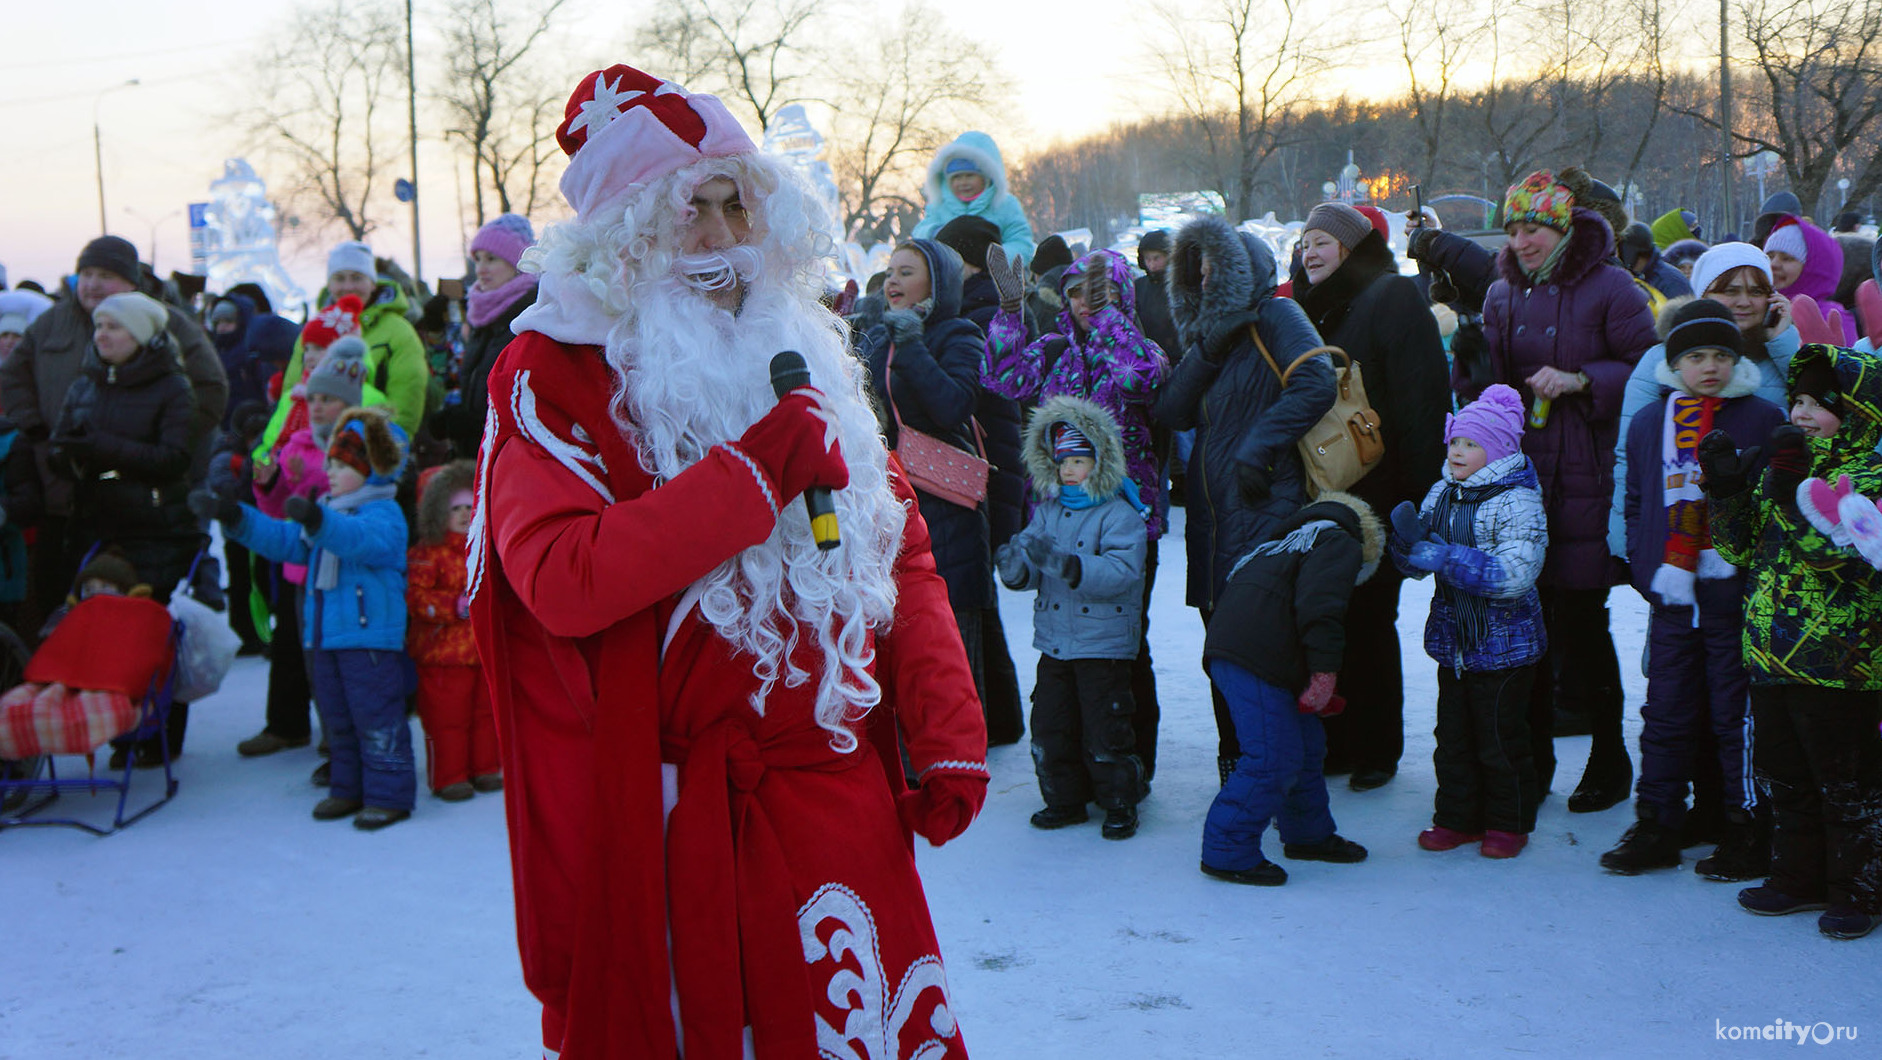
[465,272,538,328]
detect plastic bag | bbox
[168,591,241,703]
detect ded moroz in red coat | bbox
[469,330,989,1060]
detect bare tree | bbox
[1470,6,1568,210]
[1617,0,1678,200]
[1146,0,1337,222]
[1391,0,1488,188]
[435,0,571,225]
[241,0,407,242]
[823,2,1001,242]
[632,0,823,131]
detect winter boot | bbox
[1283,834,1368,862]
[436,782,475,802]
[312,797,363,821]
[1348,769,1395,792]
[1738,886,1829,916]
[1694,810,1769,882]
[1479,830,1529,858]
[1599,812,1682,874]
[471,773,504,793]
[311,760,332,787]
[1418,826,1483,852]
[353,806,412,831]
[1818,905,1882,940]
[1030,805,1089,830]
[237,730,311,757]
[1567,752,1632,814]
[1200,859,1287,886]
[1101,805,1139,841]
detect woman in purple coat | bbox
[1481,168,1658,813]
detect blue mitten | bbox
[1389,501,1426,545]
[1406,540,1449,573]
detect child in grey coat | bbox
[996,395,1150,839]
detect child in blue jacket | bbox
[194,407,414,829]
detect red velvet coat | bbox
[470,331,988,1060]
[406,533,476,667]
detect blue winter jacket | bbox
[1392,452,1549,673]
[910,132,1038,265]
[229,496,408,651]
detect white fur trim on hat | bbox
[554,66,755,218]
[1691,243,1773,304]
[327,241,376,280]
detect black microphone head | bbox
[769,350,810,396]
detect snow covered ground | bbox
[5,506,1878,1058]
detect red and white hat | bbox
[301,294,364,349]
[555,64,755,218]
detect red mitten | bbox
[896,772,987,846]
[1790,295,1840,346]
[1857,279,1882,347]
[1296,671,1339,715]
[734,388,849,504]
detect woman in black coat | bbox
[49,291,200,764]
[433,214,539,460]
[1288,203,1450,791]
[856,238,994,708]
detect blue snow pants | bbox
[308,648,416,811]
[1202,659,1336,870]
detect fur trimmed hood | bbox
[1495,206,1617,290]
[1168,215,1277,349]
[416,459,476,542]
[923,131,1012,206]
[1302,489,1385,583]
[1059,249,1140,318]
[1022,394,1129,501]
[331,406,403,479]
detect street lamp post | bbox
[93,79,141,235]
[124,206,181,273]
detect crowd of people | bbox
[3,57,1882,1056]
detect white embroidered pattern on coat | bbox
[466,400,500,600]
[798,883,956,1060]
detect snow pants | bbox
[1203,659,1336,870]
[308,648,415,811]
[1030,656,1142,812]
[1636,608,1754,828]
[416,663,499,791]
[1750,685,1882,912]
[1433,665,1539,834]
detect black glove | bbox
[55,429,95,465]
[1238,461,1271,504]
[188,488,242,527]
[1762,424,1811,504]
[881,308,924,344]
[1201,318,1246,366]
[1406,226,1440,262]
[1696,429,1761,497]
[283,495,324,533]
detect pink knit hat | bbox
[469,213,535,267]
[1445,383,1526,463]
[553,64,755,218]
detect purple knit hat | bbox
[470,213,535,267]
[1445,383,1526,463]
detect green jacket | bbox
[1711,344,1882,689]
[253,278,427,459]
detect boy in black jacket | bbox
[1199,490,1381,885]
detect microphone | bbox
[768,351,841,551]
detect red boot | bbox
[1480,830,1529,859]
[1418,826,1482,851]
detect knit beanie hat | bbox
[934,215,1002,270]
[301,294,364,349]
[1032,234,1073,276]
[1445,383,1526,463]
[944,157,981,177]
[1354,204,1392,239]
[1304,203,1373,250]
[328,426,374,478]
[469,213,535,268]
[1762,220,1807,261]
[326,241,376,281]
[76,235,140,284]
[1502,171,1575,232]
[1690,243,1772,300]
[305,335,367,405]
[93,292,170,346]
[1050,421,1096,463]
[1791,355,1845,417]
[76,551,143,596]
[326,408,402,481]
[1663,299,1742,365]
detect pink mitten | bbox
[1797,475,1854,540]
[1857,279,1882,347]
[1790,295,1840,346]
[1840,490,1882,569]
